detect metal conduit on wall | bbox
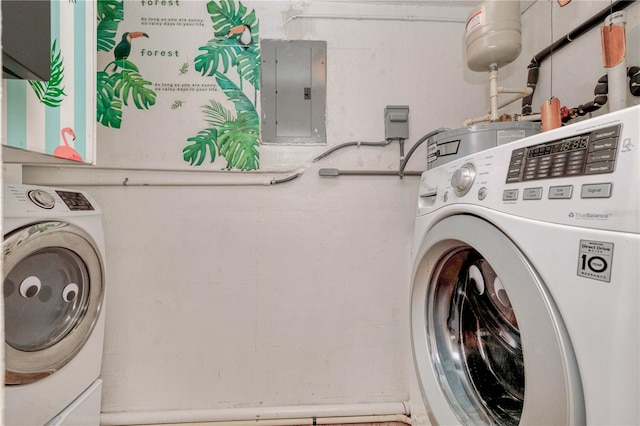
[21,165,307,187]
[282,1,537,25]
[284,13,466,24]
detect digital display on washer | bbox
[56,191,95,211]
[506,125,620,183]
[527,135,589,158]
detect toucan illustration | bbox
[113,31,149,70]
[226,24,252,48]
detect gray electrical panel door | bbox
[261,40,326,144]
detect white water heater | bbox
[465,1,522,72]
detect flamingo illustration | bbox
[54,127,83,162]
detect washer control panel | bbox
[417,105,639,233]
[506,125,619,183]
[4,184,97,214]
[26,189,94,211]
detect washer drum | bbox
[427,121,541,170]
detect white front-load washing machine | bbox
[409,105,639,425]
[3,184,107,425]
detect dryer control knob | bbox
[28,189,55,209]
[451,163,476,196]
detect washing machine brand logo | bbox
[569,209,640,220]
[568,211,610,220]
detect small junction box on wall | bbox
[384,105,409,140]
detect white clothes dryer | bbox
[3,184,106,426]
[409,105,639,425]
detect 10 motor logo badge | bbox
[577,240,614,282]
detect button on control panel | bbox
[503,189,519,201]
[506,125,620,183]
[580,183,613,199]
[523,187,543,200]
[549,185,573,199]
[500,183,614,201]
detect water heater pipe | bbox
[465,65,534,126]
[602,11,628,111]
[490,65,499,122]
[521,0,637,115]
[492,86,534,112]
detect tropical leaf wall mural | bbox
[184,0,261,170]
[96,0,156,129]
[28,40,66,107]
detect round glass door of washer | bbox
[410,215,584,426]
[3,222,104,385]
[431,247,524,424]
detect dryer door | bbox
[411,215,584,426]
[3,221,104,385]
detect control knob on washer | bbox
[28,189,56,209]
[451,163,476,196]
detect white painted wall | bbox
[18,0,640,419]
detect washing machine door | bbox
[411,214,584,426]
[3,221,104,385]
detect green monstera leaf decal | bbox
[215,71,256,115]
[217,111,259,170]
[207,0,257,37]
[97,20,120,52]
[195,37,240,76]
[96,71,123,128]
[98,0,124,23]
[97,0,124,52]
[184,72,259,170]
[182,99,233,166]
[236,46,260,90]
[29,40,66,107]
[185,0,261,170]
[96,69,155,129]
[113,70,156,109]
[183,127,218,166]
[97,0,123,54]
